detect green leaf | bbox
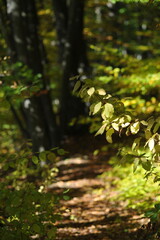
[142,160,151,171]
[125,115,132,122]
[154,175,160,183]
[39,152,46,162]
[95,123,107,136]
[147,118,155,130]
[79,85,87,98]
[89,103,95,115]
[47,152,56,161]
[106,128,114,143]
[51,147,59,151]
[93,102,102,115]
[112,122,119,131]
[63,189,70,194]
[145,129,151,139]
[153,123,160,133]
[156,117,160,123]
[141,120,148,126]
[93,149,99,156]
[130,122,140,134]
[63,195,70,200]
[155,145,160,153]
[87,87,95,96]
[57,149,66,155]
[32,156,39,164]
[126,127,130,136]
[133,158,139,172]
[122,154,135,163]
[69,75,80,81]
[73,81,81,93]
[32,223,41,233]
[103,103,114,118]
[132,137,141,150]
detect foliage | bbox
[99,157,160,211]
[74,15,160,222]
[74,77,159,151]
[0,58,43,100]
[0,0,160,237]
[0,185,58,240]
[0,145,65,239]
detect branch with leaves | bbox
[73,78,160,174]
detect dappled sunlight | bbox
[48,178,104,189]
[0,0,160,239]
[54,153,148,240]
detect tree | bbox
[0,0,58,152]
[0,0,90,150]
[52,0,89,132]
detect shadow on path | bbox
[49,147,148,240]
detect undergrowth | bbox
[99,154,160,213]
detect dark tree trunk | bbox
[52,0,68,63]
[0,0,58,152]
[0,0,17,60]
[52,0,89,133]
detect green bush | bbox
[101,161,160,211]
[74,57,160,226]
[0,147,63,240]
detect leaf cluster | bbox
[74,76,160,223]
[0,145,67,239]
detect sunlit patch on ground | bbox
[52,155,148,240]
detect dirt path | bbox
[49,152,148,240]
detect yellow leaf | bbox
[112,122,119,131]
[103,103,114,118]
[148,138,155,151]
[87,87,95,96]
[106,128,114,143]
[93,102,102,115]
[95,123,107,136]
[130,122,140,134]
[97,88,106,96]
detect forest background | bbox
[0,0,160,239]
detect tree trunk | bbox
[52,0,89,133]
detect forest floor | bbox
[50,134,149,240]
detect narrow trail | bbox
[50,136,148,240]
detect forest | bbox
[0,0,160,239]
